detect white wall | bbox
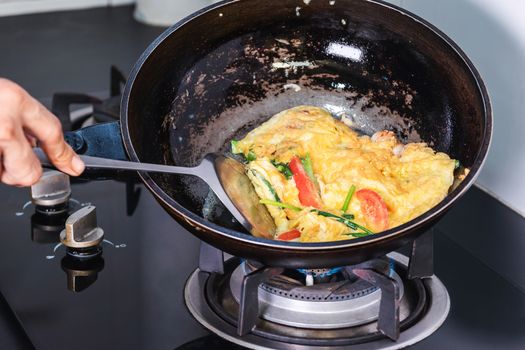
[386,0,525,216]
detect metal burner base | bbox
[184,253,450,350]
[229,261,405,329]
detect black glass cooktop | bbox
[0,179,525,350]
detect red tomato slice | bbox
[289,156,322,208]
[356,189,389,231]
[276,229,301,241]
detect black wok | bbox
[77,0,491,268]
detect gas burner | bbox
[51,65,126,131]
[228,260,404,329]
[185,234,450,350]
[186,253,449,349]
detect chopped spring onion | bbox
[301,153,316,182]
[231,140,241,154]
[454,160,460,169]
[311,209,373,235]
[246,150,257,162]
[259,199,302,211]
[271,160,293,179]
[314,210,345,219]
[251,169,280,202]
[260,198,374,236]
[230,140,256,161]
[341,184,356,212]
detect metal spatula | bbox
[34,148,276,239]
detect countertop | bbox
[0,5,163,100]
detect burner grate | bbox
[189,253,440,348]
[195,231,436,342]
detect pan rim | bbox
[120,0,492,251]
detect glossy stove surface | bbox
[0,180,207,349]
[0,181,525,350]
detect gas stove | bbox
[0,67,524,350]
[184,234,449,349]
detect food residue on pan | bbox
[275,38,291,45]
[283,83,302,92]
[232,106,460,243]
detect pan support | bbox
[199,241,224,274]
[408,229,434,279]
[236,263,283,336]
[196,229,434,341]
[349,258,400,340]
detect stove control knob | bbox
[31,170,71,207]
[60,206,104,249]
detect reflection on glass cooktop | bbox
[0,180,209,349]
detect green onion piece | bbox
[301,153,315,181]
[277,165,293,179]
[342,213,355,220]
[347,221,374,235]
[259,199,302,211]
[344,220,374,235]
[313,210,341,219]
[231,140,241,154]
[251,170,280,202]
[454,160,460,169]
[341,185,356,212]
[271,160,293,179]
[311,209,374,235]
[246,151,257,162]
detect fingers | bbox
[0,115,42,186]
[20,96,84,176]
[0,79,42,186]
[0,79,84,187]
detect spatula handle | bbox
[33,148,196,176]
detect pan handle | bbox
[44,121,130,180]
[64,121,127,161]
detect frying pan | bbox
[72,0,491,268]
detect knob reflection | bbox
[61,254,105,292]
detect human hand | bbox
[0,78,85,186]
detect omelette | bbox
[231,106,458,242]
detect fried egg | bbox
[234,106,457,242]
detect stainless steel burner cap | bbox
[229,262,404,329]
